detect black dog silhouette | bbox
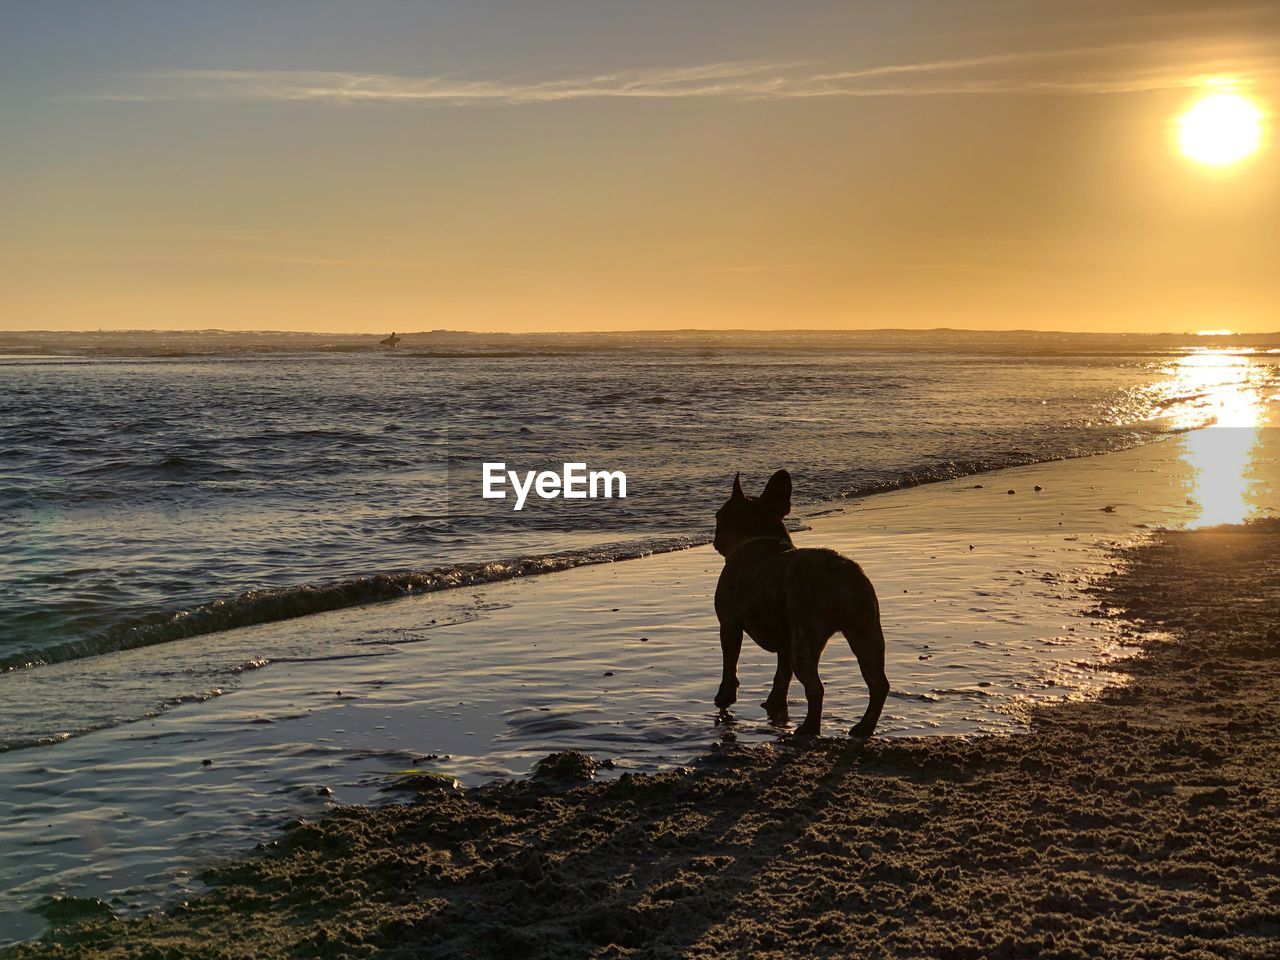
[713,470,889,737]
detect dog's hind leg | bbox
[845,612,889,738]
[791,629,826,737]
[762,650,791,719]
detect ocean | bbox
[2,328,1277,751]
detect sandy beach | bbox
[5,518,1278,958]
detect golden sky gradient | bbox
[2,1,1278,333]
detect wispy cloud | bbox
[1,247,388,268]
[72,41,1280,106]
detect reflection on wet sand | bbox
[1163,352,1276,527]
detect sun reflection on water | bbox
[1163,352,1268,527]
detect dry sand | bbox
[7,520,1279,959]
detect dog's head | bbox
[713,470,792,557]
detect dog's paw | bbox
[714,686,738,710]
[761,697,788,718]
[849,720,877,739]
[794,719,820,737]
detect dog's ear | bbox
[731,472,744,500]
[759,470,791,518]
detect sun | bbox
[1176,89,1266,167]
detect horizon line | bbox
[4,326,1279,339]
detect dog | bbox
[712,470,889,738]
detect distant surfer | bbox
[380,332,402,348]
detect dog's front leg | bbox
[714,622,742,710]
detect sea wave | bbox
[73,454,246,481]
[0,537,699,672]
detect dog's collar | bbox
[726,535,791,558]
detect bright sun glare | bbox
[1176,88,1266,167]
[1166,352,1267,528]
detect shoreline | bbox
[1,429,1177,681]
[7,520,1279,958]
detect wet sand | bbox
[7,519,1279,959]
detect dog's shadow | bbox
[388,738,875,958]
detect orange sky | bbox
[3,1,1278,333]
